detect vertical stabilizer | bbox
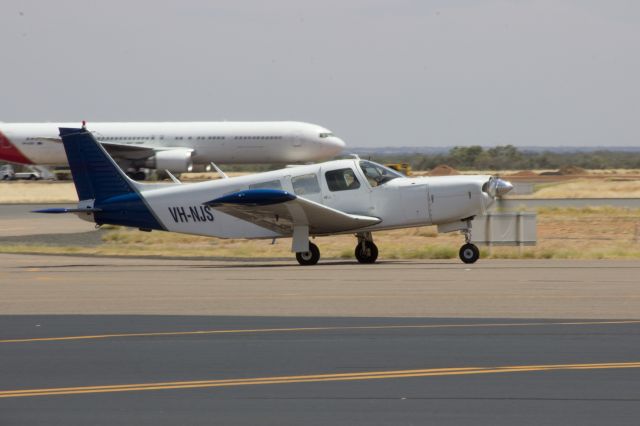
[59,127,136,201]
[59,127,165,230]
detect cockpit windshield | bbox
[358,160,404,187]
[319,132,334,138]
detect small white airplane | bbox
[35,126,513,265]
[0,121,345,179]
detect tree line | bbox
[367,145,640,171]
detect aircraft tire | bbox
[355,241,378,264]
[459,243,480,264]
[296,242,320,266]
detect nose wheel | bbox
[296,242,320,266]
[459,243,480,264]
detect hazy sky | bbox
[1,1,638,147]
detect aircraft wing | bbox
[101,143,194,161]
[204,189,381,235]
[42,136,192,161]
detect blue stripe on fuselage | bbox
[206,189,296,206]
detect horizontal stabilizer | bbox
[205,189,381,235]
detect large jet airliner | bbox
[0,121,345,179]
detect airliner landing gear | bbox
[296,242,320,266]
[355,232,378,264]
[127,170,147,181]
[459,228,479,264]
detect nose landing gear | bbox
[459,243,480,264]
[459,226,480,264]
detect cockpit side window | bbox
[325,168,361,191]
[249,180,283,190]
[292,174,321,195]
[319,132,334,138]
[358,161,403,187]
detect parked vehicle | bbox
[0,165,42,180]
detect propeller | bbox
[484,177,514,198]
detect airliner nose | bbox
[327,136,346,155]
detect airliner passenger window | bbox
[292,174,320,195]
[249,180,283,190]
[325,168,360,191]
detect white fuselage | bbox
[131,159,495,239]
[0,121,345,166]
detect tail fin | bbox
[59,127,136,201]
[58,127,165,230]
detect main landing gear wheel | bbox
[355,240,378,264]
[296,242,320,266]
[459,243,480,264]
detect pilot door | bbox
[320,165,371,215]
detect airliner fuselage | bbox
[0,121,345,172]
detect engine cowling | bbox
[145,150,193,172]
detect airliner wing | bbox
[204,189,381,235]
[103,143,195,161]
[40,136,192,161]
[100,142,158,160]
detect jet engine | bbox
[144,150,194,172]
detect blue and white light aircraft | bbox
[36,126,513,265]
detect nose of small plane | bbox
[495,179,514,196]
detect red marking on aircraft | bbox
[0,130,33,164]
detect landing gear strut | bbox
[296,242,320,266]
[355,232,378,264]
[459,226,479,264]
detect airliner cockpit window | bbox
[319,132,334,138]
[358,161,403,187]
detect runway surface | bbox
[2,253,640,424]
[1,315,639,425]
[2,253,640,318]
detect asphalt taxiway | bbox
[1,253,640,424]
[1,315,639,425]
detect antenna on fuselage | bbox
[165,170,182,184]
[210,162,228,179]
